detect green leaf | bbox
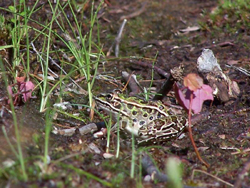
[8,6,16,13]
[166,158,183,188]
[20,12,26,17]
[0,45,14,50]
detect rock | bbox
[197,49,240,102]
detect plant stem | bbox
[130,133,135,178]
[60,163,112,187]
[0,59,27,181]
[188,92,210,168]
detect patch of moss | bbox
[201,0,250,34]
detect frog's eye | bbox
[113,89,122,95]
[106,93,113,101]
[113,101,121,107]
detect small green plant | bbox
[55,1,104,111]
[106,112,113,154]
[0,0,105,184]
[0,59,27,181]
[201,0,250,33]
[166,158,183,188]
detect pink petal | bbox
[174,83,213,114]
[22,81,35,102]
[7,85,13,96]
[192,84,213,114]
[174,84,190,112]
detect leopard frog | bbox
[95,91,188,144]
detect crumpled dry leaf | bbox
[183,73,203,91]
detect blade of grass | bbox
[42,0,60,166]
[60,163,112,187]
[106,113,112,153]
[115,113,120,158]
[130,133,135,178]
[39,0,60,112]
[0,58,27,181]
[1,126,18,158]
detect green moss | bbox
[201,0,250,34]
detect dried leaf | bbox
[22,81,35,102]
[103,153,114,159]
[183,73,203,91]
[174,83,213,114]
[7,85,13,96]
[16,76,25,82]
[191,84,213,113]
[227,60,239,65]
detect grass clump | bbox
[200,0,250,34]
[0,0,105,185]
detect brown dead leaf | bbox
[219,134,226,139]
[227,60,239,65]
[183,73,203,91]
[16,76,25,82]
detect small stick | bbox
[52,122,106,136]
[48,56,86,94]
[192,169,234,187]
[31,42,87,95]
[115,19,127,57]
[226,64,250,76]
[203,41,234,49]
[31,42,59,79]
[120,2,147,20]
[107,19,127,57]
[132,61,170,78]
[153,74,175,100]
[141,153,168,182]
[121,71,141,95]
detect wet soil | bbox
[0,0,250,187]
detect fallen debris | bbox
[197,49,240,103]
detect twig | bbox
[192,169,234,187]
[48,56,86,94]
[121,71,141,95]
[115,19,127,57]
[226,64,250,76]
[141,153,168,182]
[153,74,175,100]
[203,41,234,49]
[53,151,86,164]
[31,42,59,79]
[107,19,127,57]
[131,61,170,78]
[153,64,185,100]
[120,2,147,20]
[231,148,250,155]
[31,42,87,95]
[52,122,106,136]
